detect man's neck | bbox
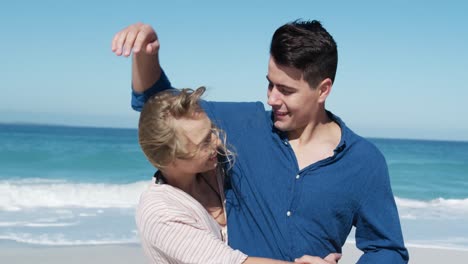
[287,110,334,145]
[287,111,342,170]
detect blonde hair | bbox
[138,87,233,170]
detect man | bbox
[112,20,409,263]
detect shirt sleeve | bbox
[131,69,172,112]
[354,154,409,263]
[137,197,248,264]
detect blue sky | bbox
[1,1,467,141]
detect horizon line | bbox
[2,121,467,144]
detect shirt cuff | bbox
[131,69,172,112]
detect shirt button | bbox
[284,141,288,145]
[296,175,300,179]
[286,211,291,217]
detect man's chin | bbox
[273,121,289,132]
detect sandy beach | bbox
[0,243,466,264]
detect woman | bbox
[136,87,339,264]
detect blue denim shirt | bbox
[132,71,409,263]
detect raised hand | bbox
[112,22,160,57]
[111,22,162,92]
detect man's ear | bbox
[317,78,332,103]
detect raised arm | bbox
[112,22,161,92]
[112,23,172,111]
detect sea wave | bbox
[0,221,78,227]
[345,239,468,251]
[0,178,69,184]
[0,179,151,211]
[396,196,468,219]
[2,179,468,220]
[0,233,138,246]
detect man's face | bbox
[267,57,321,134]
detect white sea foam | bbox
[396,196,468,219]
[404,237,468,251]
[345,239,468,251]
[1,178,68,185]
[2,179,467,219]
[78,213,97,217]
[0,179,151,211]
[0,233,138,246]
[0,221,78,227]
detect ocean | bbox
[1,123,467,250]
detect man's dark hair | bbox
[270,20,338,88]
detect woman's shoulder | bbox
[136,184,193,229]
[138,184,190,211]
[137,183,211,221]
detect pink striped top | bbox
[136,180,248,264]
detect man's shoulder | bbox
[349,130,384,154]
[337,119,386,163]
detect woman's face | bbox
[172,113,221,175]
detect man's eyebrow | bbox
[266,76,296,90]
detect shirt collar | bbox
[270,110,348,153]
[326,110,348,154]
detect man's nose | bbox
[267,88,281,106]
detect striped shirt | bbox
[136,178,248,264]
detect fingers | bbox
[111,30,122,54]
[295,253,342,264]
[324,253,342,263]
[122,29,138,56]
[294,255,326,264]
[111,23,158,57]
[112,29,129,56]
[145,39,160,55]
